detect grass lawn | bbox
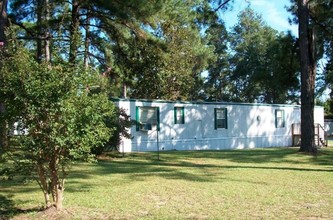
[1,146,333,219]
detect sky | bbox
[219,0,298,36]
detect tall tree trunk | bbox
[123,83,127,98]
[0,0,8,151]
[45,0,51,62]
[69,0,80,65]
[298,0,317,153]
[84,9,90,69]
[0,0,6,43]
[36,0,51,62]
[37,163,52,207]
[37,0,43,62]
[49,153,64,210]
[55,180,64,210]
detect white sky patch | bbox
[250,0,298,35]
[222,0,298,36]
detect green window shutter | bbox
[174,107,177,124]
[181,107,185,124]
[275,110,278,128]
[282,110,285,127]
[214,108,217,130]
[157,107,160,131]
[136,106,140,131]
[225,108,228,129]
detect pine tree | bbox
[228,8,299,103]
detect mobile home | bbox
[113,98,325,152]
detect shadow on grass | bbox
[2,147,332,217]
[65,147,333,192]
[155,147,333,166]
[0,194,41,219]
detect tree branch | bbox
[10,20,37,37]
[215,0,233,12]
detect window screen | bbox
[136,107,160,131]
[275,109,285,128]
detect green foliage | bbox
[7,0,219,101]
[158,19,215,100]
[203,16,231,101]
[0,41,117,208]
[111,38,165,99]
[107,0,216,100]
[322,99,333,118]
[92,107,132,155]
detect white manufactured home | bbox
[113,98,325,152]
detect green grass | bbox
[1,147,333,219]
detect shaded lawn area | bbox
[1,147,333,219]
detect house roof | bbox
[111,97,323,109]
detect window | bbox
[174,107,185,124]
[275,109,285,128]
[214,108,227,129]
[136,106,160,131]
